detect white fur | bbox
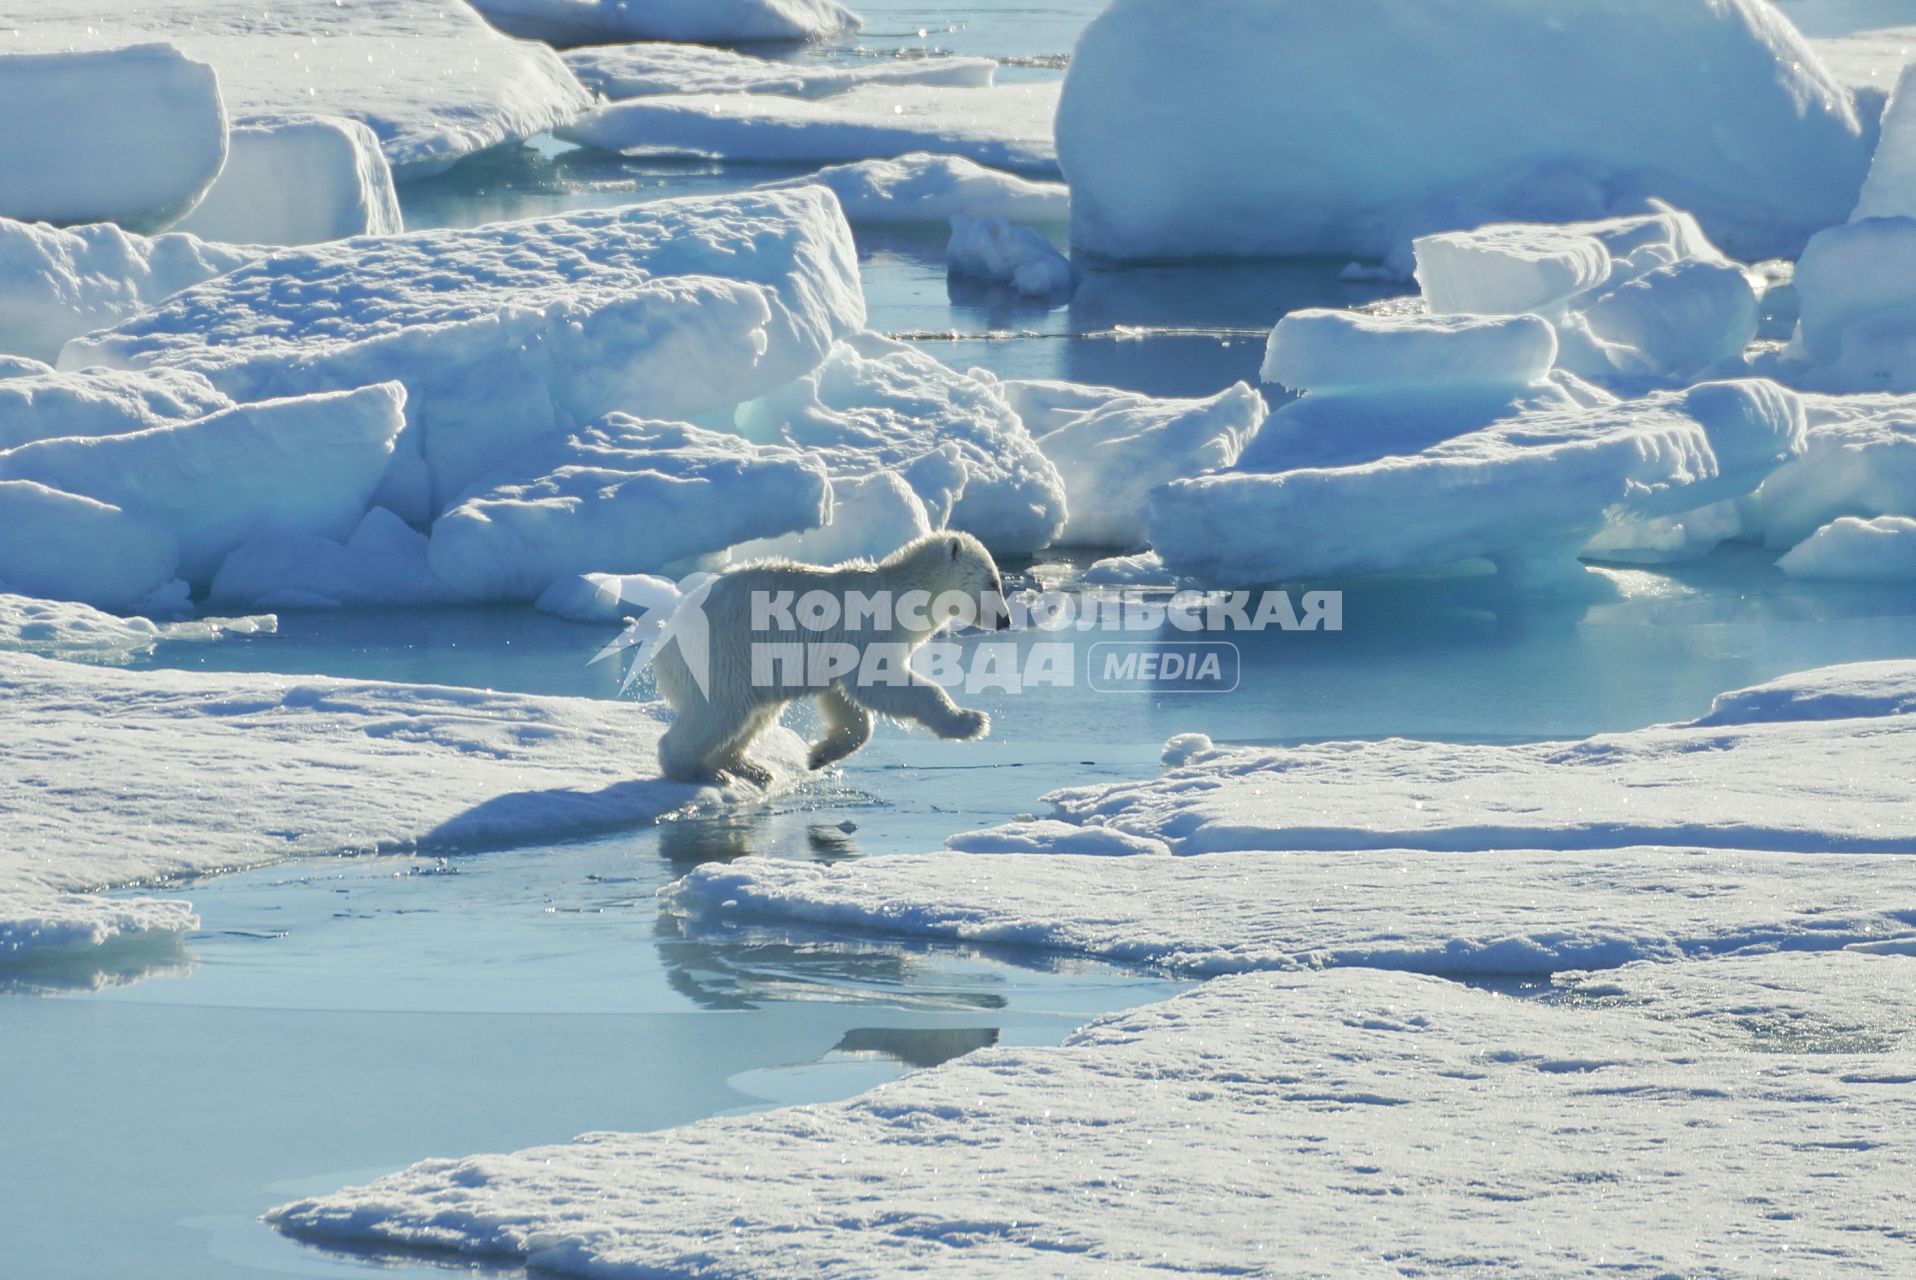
[655,532,1006,783]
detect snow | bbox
[0,591,273,663]
[1560,256,1759,385]
[0,218,255,365]
[945,215,1073,296]
[758,154,1068,226]
[62,190,866,517]
[1056,0,1869,264]
[1789,216,1916,389]
[427,418,831,602]
[1753,392,1916,548]
[0,0,592,180]
[270,955,1916,1276]
[565,44,990,101]
[1259,310,1559,393]
[0,367,230,451]
[1150,379,1804,585]
[1855,63,1916,220]
[472,0,860,46]
[733,333,1066,554]
[207,507,460,611]
[0,481,181,610]
[0,651,806,962]
[1696,659,1916,725]
[1024,381,1266,549]
[534,572,680,624]
[1779,514,1916,580]
[559,82,1062,177]
[0,44,226,234]
[727,469,932,564]
[174,115,402,247]
[0,383,406,584]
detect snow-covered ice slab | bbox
[560,82,1062,177]
[1694,659,1916,726]
[428,418,830,601]
[1855,63,1916,220]
[474,0,860,46]
[0,45,226,233]
[1150,379,1804,584]
[1787,215,1916,390]
[565,44,990,101]
[0,480,182,610]
[62,189,865,515]
[0,366,229,451]
[1022,381,1266,549]
[272,955,1916,1276]
[1780,514,1916,580]
[0,651,805,963]
[0,592,272,664]
[1056,0,1868,263]
[175,115,402,247]
[758,154,1068,225]
[0,383,406,583]
[1260,310,1559,393]
[0,219,254,364]
[1753,391,1916,547]
[0,0,590,180]
[945,214,1073,296]
[734,333,1066,554]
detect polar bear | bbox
[654,531,1010,784]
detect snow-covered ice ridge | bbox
[473,0,861,46]
[270,953,1916,1277]
[565,43,993,101]
[0,652,805,964]
[0,0,591,179]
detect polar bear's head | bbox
[883,531,1010,634]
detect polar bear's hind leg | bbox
[809,683,875,770]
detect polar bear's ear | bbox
[949,537,962,561]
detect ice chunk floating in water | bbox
[471,0,861,46]
[173,114,403,246]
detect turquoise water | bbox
[10,6,1916,1278]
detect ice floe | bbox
[1752,391,1916,548]
[560,82,1062,176]
[0,383,406,584]
[533,571,681,624]
[1149,379,1804,585]
[0,366,231,451]
[757,153,1068,225]
[1260,310,1559,393]
[174,114,403,246]
[0,218,255,364]
[945,214,1073,296]
[427,418,830,602]
[0,591,272,663]
[1056,0,1868,264]
[270,955,1916,1275]
[1786,215,1916,390]
[0,0,592,179]
[0,651,806,962]
[733,333,1066,554]
[565,44,990,100]
[0,481,182,611]
[62,189,866,517]
[0,44,226,233]
[1779,514,1916,580]
[1855,63,1916,221]
[1018,380,1266,549]
[473,0,860,46]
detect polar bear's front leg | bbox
[847,674,989,741]
[809,683,874,770]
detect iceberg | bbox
[735,333,1067,554]
[1023,381,1267,549]
[0,0,591,180]
[427,418,831,602]
[565,44,990,101]
[272,955,1916,1276]
[174,115,403,247]
[1056,0,1868,263]
[758,154,1068,226]
[0,44,226,233]
[0,650,805,964]
[0,218,255,364]
[471,0,860,46]
[945,214,1074,297]
[1779,514,1916,580]
[560,82,1062,177]
[0,383,406,583]
[1151,380,1804,585]
[61,189,866,516]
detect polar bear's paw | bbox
[943,708,991,741]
